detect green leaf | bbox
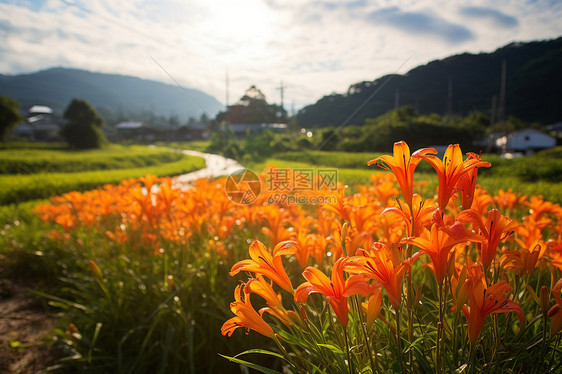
[317,343,344,355]
[234,349,287,361]
[456,364,468,373]
[403,336,425,354]
[219,354,284,374]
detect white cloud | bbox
[0,0,561,111]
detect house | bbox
[12,105,64,141]
[114,121,156,142]
[226,123,288,137]
[495,128,556,156]
[174,124,210,140]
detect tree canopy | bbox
[0,95,23,141]
[215,85,287,124]
[61,98,107,149]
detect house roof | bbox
[495,128,556,150]
[28,105,53,115]
[116,121,145,129]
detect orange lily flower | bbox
[221,285,275,338]
[362,287,383,329]
[470,186,494,216]
[381,194,437,237]
[346,242,414,309]
[402,209,482,285]
[456,208,518,271]
[456,152,485,210]
[368,141,436,209]
[230,240,297,293]
[462,279,524,343]
[494,188,527,212]
[450,262,485,313]
[245,276,299,327]
[295,257,371,326]
[501,240,547,276]
[415,144,490,209]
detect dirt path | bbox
[0,281,60,374]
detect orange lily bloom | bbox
[415,144,490,209]
[470,186,494,216]
[221,285,275,338]
[381,194,437,237]
[368,141,436,209]
[456,208,518,271]
[402,221,480,286]
[246,276,299,327]
[230,240,297,293]
[462,279,524,343]
[362,287,383,329]
[456,152,485,210]
[501,240,547,276]
[295,257,371,326]
[346,242,414,309]
[494,188,527,212]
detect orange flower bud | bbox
[540,286,550,313]
[299,306,307,321]
[548,304,561,318]
[88,260,101,277]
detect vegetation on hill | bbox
[297,37,562,127]
[0,67,223,123]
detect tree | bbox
[0,95,23,141]
[61,98,107,148]
[215,85,287,124]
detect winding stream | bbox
[172,150,244,188]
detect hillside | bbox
[0,68,224,123]
[297,37,562,127]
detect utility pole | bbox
[490,95,497,126]
[447,75,453,115]
[276,81,285,109]
[225,69,230,109]
[498,60,506,123]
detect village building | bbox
[495,128,556,156]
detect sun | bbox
[201,0,275,61]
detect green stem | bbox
[436,282,443,374]
[467,342,476,374]
[344,326,353,374]
[452,311,459,367]
[353,296,377,374]
[273,335,299,372]
[396,306,406,374]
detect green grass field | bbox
[0,145,205,205]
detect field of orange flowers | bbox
[29,142,562,373]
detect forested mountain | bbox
[297,37,562,127]
[0,68,223,123]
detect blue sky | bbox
[1,0,561,110]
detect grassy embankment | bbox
[245,149,562,204]
[0,143,205,215]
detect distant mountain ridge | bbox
[0,67,224,123]
[297,36,562,127]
